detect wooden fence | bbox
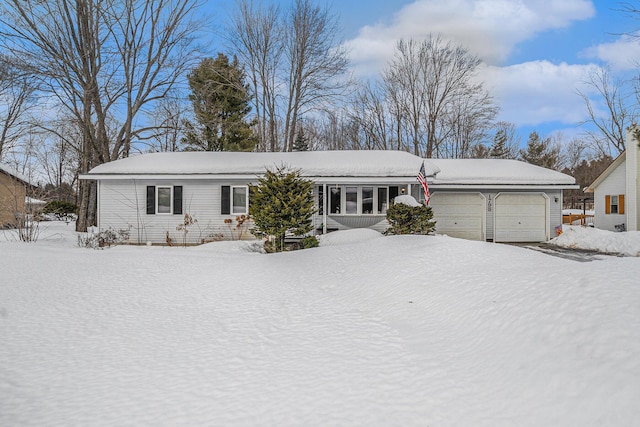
[562,213,594,226]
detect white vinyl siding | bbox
[593,163,627,232]
[98,179,252,244]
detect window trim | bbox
[231,185,249,215]
[326,185,391,215]
[156,186,173,215]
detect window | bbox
[377,187,388,214]
[146,185,182,215]
[611,195,619,214]
[232,186,248,214]
[330,187,341,214]
[362,187,373,214]
[221,185,249,215]
[605,194,625,215]
[346,186,358,214]
[317,186,324,215]
[157,187,172,213]
[322,185,390,215]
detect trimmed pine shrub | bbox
[385,202,436,235]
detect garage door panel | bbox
[430,193,485,241]
[494,194,547,242]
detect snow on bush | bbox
[394,194,421,207]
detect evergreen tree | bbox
[183,53,256,152]
[292,126,309,151]
[519,131,561,169]
[490,129,509,158]
[249,166,316,252]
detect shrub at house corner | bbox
[249,166,316,252]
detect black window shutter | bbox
[221,186,230,214]
[146,186,155,214]
[173,186,183,215]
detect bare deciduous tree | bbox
[577,67,633,157]
[0,0,202,231]
[228,0,349,152]
[0,55,37,161]
[228,0,283,152]
[145,95,189,152]
[383,35,496,157]
[282,0,350,152]
[348,82,392,150]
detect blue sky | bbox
[205,0,639,145]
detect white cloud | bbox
[582,34,640,71]
[344,0,595,75]
[480,60,601,126]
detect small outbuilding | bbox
[586,126,640,232]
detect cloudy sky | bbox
[209,0,639,143]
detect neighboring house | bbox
[415,159,577,242]
[80,151,577,244]
[0,163,32,228]
[586,127,640,232]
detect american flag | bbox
[417,161,430,205]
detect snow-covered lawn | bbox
[1,222,639,426]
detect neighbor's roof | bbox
[82,150,440,179]
[584,152,625,193]
[0,163,33,186]
[428,159,576,186]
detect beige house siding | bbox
[0,170,28,227]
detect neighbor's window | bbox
[605,194,624,215]
[157,186,172,214]
[232,186,248,214]
[346,186,358,214]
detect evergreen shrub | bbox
[249,166,316,252]
[43,200,78,216]
[385,202,436,235]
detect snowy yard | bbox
[1,222,639,426]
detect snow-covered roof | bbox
[82,151,440,179]
[0,163,33,186]
[428,159,576,186]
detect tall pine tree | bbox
[249,166,315,252]
[183,53,256,151]
[519,131,561,169]
[490,129,509,158]
[292,126,309,151]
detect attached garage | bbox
[494,193,548,242]
[430,192,485,241]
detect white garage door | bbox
[494,193,548,242]
[430,192,485,241]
